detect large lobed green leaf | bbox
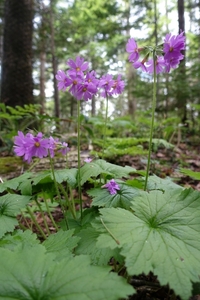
[75,226,123,266]
[0,194,31,238]
[80,159,136,185]
[96,188,200,300]
[88,181,139,209]
[0,244,134,300]
[0,172,32,193]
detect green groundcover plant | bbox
[1,31,200,300]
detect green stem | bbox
[102,94,109,158]
[28,158,40,172]
[26,205,47,240]
[35,198,51,235]
[43,194,59,231]
[77,101,83,220]
[58,183,76,219]
[49,153,69,230]
[100,218,120,245]
[144,50,157,191]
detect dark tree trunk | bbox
[1,0,34,106]
[176,0,187,124]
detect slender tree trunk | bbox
[91,96,96,116]
[164,0,169,116]
[49,0,60,120]
[39,51,46,114]
[177,0,187,124]
[1,0,34,106]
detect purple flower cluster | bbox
[14,131,70,163]
[102,179,120,195]
[56,56,125,100]
[126,32,185,73]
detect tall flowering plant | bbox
[126,32,185,74]
[126,32,186,189]
[56,56,125,218]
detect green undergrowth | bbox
[0,159,200,299]
[92,137,174,159]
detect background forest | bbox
[0,0,200,144]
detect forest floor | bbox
[0,141,200,300]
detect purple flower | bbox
[111,75,125,95]
[165,55,184,72]
[99,74,114,98]
[57,142,70,155]
[84,157,92,163]
[102,179,120,195]
[48,137,70,157]
[85,71,99,91]
[65,73,83,98]
[13,131,31,157]
[133,60,147,73]
[126,32,185,74]
[56,70,68,91]
[67,56,89,77]
[146,56,166,74]
[13,132,70,163]
[163,32,185,62]
[76,81,97,101]
[27,132,49,162]
[48,136,58,157]
[126,38,140,63]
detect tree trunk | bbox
[49,0,60,120]
[176,0,187,124]
[1,0,34,106]
[39,51,46,114]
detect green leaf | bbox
[75,226,122,265]
[53,168,77,187]
[147,175,183,193]
[43,229,80,260]
[80,159,136,185]
[0,194,31,238]
[32,170,51,185]
[88,181,139,209]
[0,216,18,239]
[97,189,200,300]
[180,168,200,180]
[0,194,31,216]
[0,172,32,193]
[0,245,134,299]
[0,230,39,250]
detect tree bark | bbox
[1,0,34,106]
[49,0,60,119]
[177,0,187,124]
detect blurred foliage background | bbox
[0,0,199,151]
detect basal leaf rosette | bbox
[97,188,200,300]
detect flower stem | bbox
[144,50,157,191]
[49,153,69,230]
[102,94,109,158]
[26,205,47,240]
[58,183,76,219]
[77,101,83,220]
[43,194,59,231]
[35,198,51,235]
